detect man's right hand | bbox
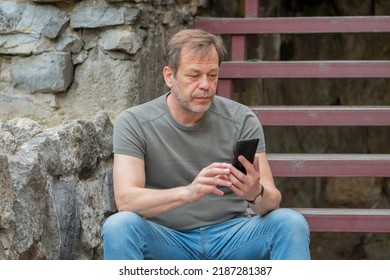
[185,162,232,203]
[114,154,234,217]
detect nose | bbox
[198,75,210,91]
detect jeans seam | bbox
[219,234,270,257]
[142,232,203,259]
[141,233,185,250]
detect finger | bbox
[202,163,231,177]
[197,175,232,188]
[215,174,230,182]
[208,186,225,196]
[228,172,244,187]
[228,184,245,198]
[229,162,245,179]
[253,154,260,173]
[238,155,254,174]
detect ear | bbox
[163,66,174,88]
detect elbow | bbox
[114,199,128,213]
[274,189,282,209]
[114,192,134,213]
[251,188,281,216]
[115,203,126,212]
[264,188,282,213]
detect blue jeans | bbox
[102,208,310,260]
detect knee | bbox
[102,211,145,237]
[267,208,310,235]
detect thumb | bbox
[253,154,260,173]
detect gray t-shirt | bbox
[113,93,266,230]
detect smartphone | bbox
[232,138,259,174]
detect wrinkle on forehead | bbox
[179,46,219,69]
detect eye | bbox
[186,74,199,80]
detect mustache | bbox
[193,91,214,98]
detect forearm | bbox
[115,185,191,217]
[113,155,233,218]
[249,184,281,216]
[250,152,281,215]
[113,155,191,217]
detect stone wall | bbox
[0,112,114,259]
[1,0,206,127]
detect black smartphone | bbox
[232,138,259,174]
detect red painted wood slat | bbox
[295,208,390,233]
[218,61,390,78]
[216,80,233,99]
[267,154,390,177]
[231,36,246,61]
[244,0,260,18]
[195,16,390,34]
[251,106,390,126]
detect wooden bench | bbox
[195,0,390,233]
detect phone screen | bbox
[232,138,259,174]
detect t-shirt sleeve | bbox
[112,110,146,160]
[240,108,266,153]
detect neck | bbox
[166,93,205,126]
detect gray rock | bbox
[70,4,126,28]
[0,155,15,231]
[106,0,152,2]
[91,111,114,160]
[72,50,89,65]
[56,36,84,53]
[0,118,43,152]
[48,175,80,259]
[124,7,141,25]
[0,113,114,259]
[0,132,16,155]
[41,13,70,39]
[0,1,69,37]
[99,29,145,55]
[31,0,72,2]
[0,34,41,55]
[0,2,68,54]
[152,0,175,5]
[10,52,74,94]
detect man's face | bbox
[165,46,220,114]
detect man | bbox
[102,29,310,260]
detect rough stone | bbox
[153,0,175,5]
[0,155,15,231]
[0,113,114,259]
[72,50,89,65]
[71,3,126,28]
[0,34,41,55]
[0,1,69,37]
[53,47,142,122]
[0,155,15,260]
[10,52,74,94]
[99,29,145,55]
[0,118,43,154]
[56,35,84,53]
[41,14,70,39]
[31,0,73,2]
[106,0,152,2]
[30,0,71,2]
